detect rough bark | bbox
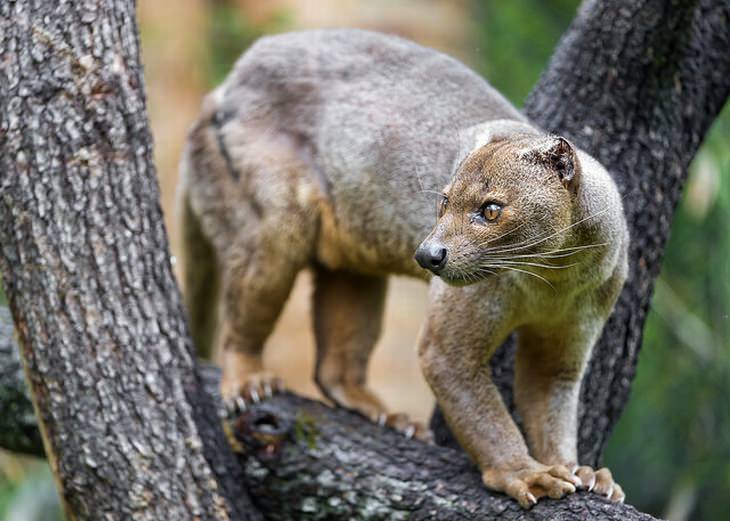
[0,1,259,520]
[0,310,659,520]
[231,394,658,520]
[432,0,730,466]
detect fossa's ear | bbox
[545,136,579,188]
[526,136,581,189]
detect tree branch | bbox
[0,306,659,520]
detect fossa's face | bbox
[415,136,578,285]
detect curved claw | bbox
[403,424,416,439]
[377,413,433,442]
[222,399,237,418]
[572,465,624,502]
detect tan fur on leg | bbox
[312,268,388,418]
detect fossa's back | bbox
[191,29,525,275]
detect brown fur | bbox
[177,29,629,508]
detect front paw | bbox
[482,462,581,508]
[573,465,625,503]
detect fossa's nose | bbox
[415,243,448,273]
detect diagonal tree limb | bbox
[0,305,660,520]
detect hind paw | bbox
[376,412,434,443]
[221,371,285,417]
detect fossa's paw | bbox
[573,465,625,503]
[482,463,581,508]
[220,350,282,401]
[322,382,386,421]
[221,371,284,417]
[324,383,434,442]
[375,412,434,443]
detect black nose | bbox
[415,243,448,273]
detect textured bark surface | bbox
[0,1,259,519]
[0,318,659,520]
[432,0,730,466]
[232,393,659,520]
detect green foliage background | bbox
[0,2,727,520]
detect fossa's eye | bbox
[437,195,448,218]
[481,202,502,221]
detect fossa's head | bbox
[415,130,581,285]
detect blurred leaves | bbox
[207,0,291,86]
[473,0,578,106]
[0,453,62,521]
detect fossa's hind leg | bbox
[312,267,431,440]
[183,98,320,402]
[217,213,314,401]
[178,186,220,361]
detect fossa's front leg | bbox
[418,282,580,508]
[515,319,625,503]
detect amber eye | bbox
[437,195,448,218]
[482,202,502,221]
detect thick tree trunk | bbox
[431,0,730,466]
[0,308,659,520]
[0,1,259,519]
